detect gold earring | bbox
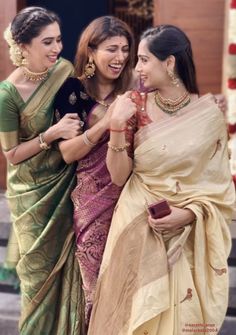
[167,69,179,87]
[21,50,29,66]
[84,56,95,78]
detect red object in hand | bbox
[147,199,171,219]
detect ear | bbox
[166,55,176,72]
[88,46,95,59]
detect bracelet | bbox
[39,132,51,150]
[109,128,127,132]
[108,141,130,152]
[82,130,97,147]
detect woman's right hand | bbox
[110,91,137,129]
[53,113,83,139]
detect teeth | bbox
[110,64,122,69]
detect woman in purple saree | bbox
[53,16,136,324]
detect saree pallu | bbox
[72,133,123,324]
[88,94,235,335]
[0,59,85,334]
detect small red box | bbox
[147,199,171,219]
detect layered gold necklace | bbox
[154,90,191,115]
[22,67,49,82]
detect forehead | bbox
[98,35,129,48]
[137,39,150,55]
[33,21,61,40]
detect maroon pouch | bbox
[147,199,171,219]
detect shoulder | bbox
[58,57,74,72]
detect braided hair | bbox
[11,6,61,44]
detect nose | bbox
[52,41,62,53]
[135,60,141,73]
[115,49,127,62]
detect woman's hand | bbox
[110,91,137,129]
[52,113,83,140]
[148,206,196,233]
[214,94,227,116]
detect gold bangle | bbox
[39,132,51,150]
[82,130,97,147]
[107,141,130,152]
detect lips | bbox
[48,55,58,63]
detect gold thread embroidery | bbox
[69,92,77,105]
[210,139,222,159]
[209,263,227,275]
[180,288,192,303]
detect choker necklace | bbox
[22,67,49,82]
[154,90,191,115]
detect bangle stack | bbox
[108,141,130,152]
[39,132,51,150]
[82,130,97,147]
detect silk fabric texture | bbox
[88,94,235,335]
[0,59,85,334]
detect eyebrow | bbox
[138,54,149,58]
[41,35,61,41]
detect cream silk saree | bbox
[88,94,235,335]
[0,59,85,334]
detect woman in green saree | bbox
[0,7,84,334]
[88,25,235,334]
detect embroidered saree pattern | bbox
[88,94,235,335]
[0,59,85,334]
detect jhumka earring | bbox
[21,50,28,66]
[84,56,95,78]
[167,69,180,87]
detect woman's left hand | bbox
[214,94,227,116]
[148,206,196,233]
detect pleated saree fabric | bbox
[0,58,85,334]
[88,94,235,335]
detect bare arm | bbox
[4,114,81,165]
[58,117,108,163]
[106,92,137,186]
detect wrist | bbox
[110,119,127,129]
[184,208,196,224]
[43,125,59,143]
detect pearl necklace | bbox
[22,67,49,82]
[154,90,191,115]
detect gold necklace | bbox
[154,90,191,115]
[22,67,49,82]
[96,99,111,109]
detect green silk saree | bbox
[0,58,85,334]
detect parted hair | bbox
[141,25,199,94]
[74,16,135,100]
[11,6,61,44]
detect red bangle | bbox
[109,128,127,132]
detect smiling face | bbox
[91,35,130,82]
[135,39,174,90]
[21,21,62,72]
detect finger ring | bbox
[79,121,84,127]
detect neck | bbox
[97,83,115,101]
[158,83,188,100]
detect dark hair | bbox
[74,16,135,100]
[141,25,199,94]
[11,6,61,44]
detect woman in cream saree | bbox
[88,26,235,335]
